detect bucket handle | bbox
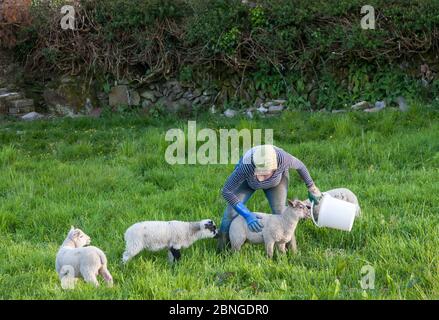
[310,200,321,227]
[310,192,328,228]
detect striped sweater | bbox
[222,146,314,206]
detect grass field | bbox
[0,105,438,299]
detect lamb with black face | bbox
[204,220,218,235]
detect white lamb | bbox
[55,227,113,289]
[229,200,310,258]
[122,219,218,263]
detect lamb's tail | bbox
[95,249,113,286]
[59,265,74,278]
[96,249,108,266]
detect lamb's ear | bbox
[68,226,75,236]
[288,199,301,208]
[288,199,299,207]
[191,222,201,233]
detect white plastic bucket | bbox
[311,193,357,231]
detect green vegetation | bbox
[13,0,439,109]
[0,105,438,299]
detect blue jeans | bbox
[219,164,289,233]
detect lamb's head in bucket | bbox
[286,199,311,219]
[68,226,91,247]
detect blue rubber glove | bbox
[234,202,264,233]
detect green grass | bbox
[0,105,438,300]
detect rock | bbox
[421,78,429,87]
[129,90,141,106]
[246,109,254,119]
[257,106,268,114]
[268,105,284,114]
[141,90,157,102]
[351,101,370,110]
[396,96,409,112]
[118,79,129,85]
[153,90,162,98]
[84,98,93,114]
[193,95,211,105]
[21,112,44,121]
[192,88,202,98]
[309,90,318,106]
[364,100,386,113]
[375,100,386,109]
[8,99,34,115]
[174,98,192,113]
[175,92,184,100]
[253,97,264,108]
[157,96,192,113]
[332,109,347,114]
[210,105,217,114]
[96,92,108,107]
[142,100,152,109]
[264,101,274,108]
[203,89,217,96]
[166,80,182,92]
[0,92,21,100]
[273,99,287,105]
[224,109,238,118]
[109,85,129,107]
[89,108,102,118]
[60,75,74,84]
[183,90,194,100]
[49,104,75,117]
[0,88,8,95]
[43,78,97,115]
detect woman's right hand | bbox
[308,184,322,205]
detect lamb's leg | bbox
[168,247,181,263]
[230,232,246,252]
[287,236,297,254]
[265,240,275,259]
[99,266,113,288]
[277,242,287,254]
[122,242,143,264]
[231,239,245,252]
[81,269,99,287]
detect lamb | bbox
[122,219,218,264]
[55,227,113,289]
[229,200,310,258]
[305,187,361,220]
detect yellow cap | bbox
[252,145,278,174]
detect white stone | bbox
[351,101,370,110]
[21,112,44,121]
[224,109,237,118]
